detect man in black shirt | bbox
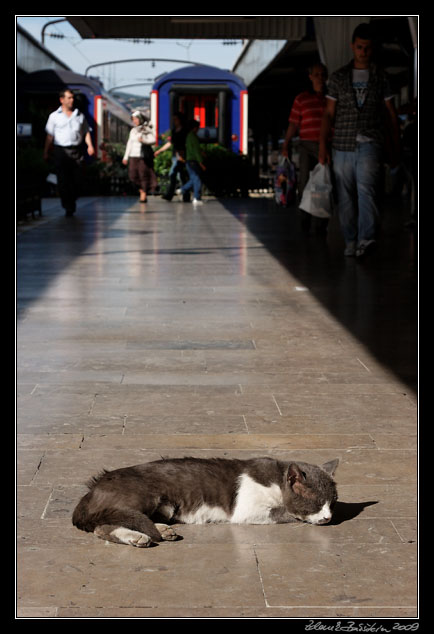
[154,112,189,201]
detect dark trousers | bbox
[298,140,329,234]
[128,157,157,193]
[53,145,83,213]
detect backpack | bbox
[274,156,297,207]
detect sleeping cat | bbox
[72,456,339,547]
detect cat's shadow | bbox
[329,500,379,525]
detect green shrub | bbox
[17,135,253,199]
[153,148,172,193]
[152,134,253,197]
[16,145,50,191]
[201,144,252,197]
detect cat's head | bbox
[283,459,339,525]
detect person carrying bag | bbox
[123,111,157,203]
[299,162,334,219]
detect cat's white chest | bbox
[230,473,283,524]
[178,504,230,524]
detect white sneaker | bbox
[192,198,204,206]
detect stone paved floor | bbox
[17,195,417,618]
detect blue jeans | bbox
[332,143,382,245]
[182,160,202,200]
[165,156,188,198]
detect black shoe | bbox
[162,194,172,201]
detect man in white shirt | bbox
[44,89,95,216]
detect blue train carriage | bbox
[17,69,132,161]
[151,65,248,155]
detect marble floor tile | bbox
[16,196,417,618]
[255,543,417,609]
[79,433,376,451]
[17,543,265,609]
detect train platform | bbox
[17,193,417,619]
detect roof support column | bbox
[408,17,418,99]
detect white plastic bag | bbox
[299,163,333,218]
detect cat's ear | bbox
[322,459,339,476]
[287,463,306,487]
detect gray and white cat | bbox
[72,456,339,547]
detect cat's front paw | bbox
[155,523,179,541]
[129,532,154,547]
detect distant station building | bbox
[17,24,72,142]
[17,24,71,75]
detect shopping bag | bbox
[274,156,297,207]
[299,163,333,218]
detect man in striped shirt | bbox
[282,63,329,234]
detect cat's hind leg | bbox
[94,524,155,547]
[93,510,163,547]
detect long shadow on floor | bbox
[223,195,417,392]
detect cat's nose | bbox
[317,516,331,525]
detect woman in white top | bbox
[123,111,157,202]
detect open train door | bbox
[169,84,231,148]
[151,65,248,154]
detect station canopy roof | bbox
[65,16,307,40]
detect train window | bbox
[197,126,217,142]
[103,110,109,142]
[179,94,218,142]
[179,96,196,122]
[203,97,217,128]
